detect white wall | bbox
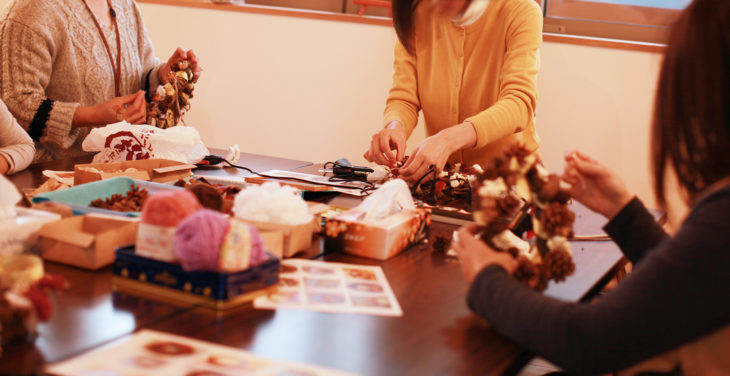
[0,0,662,205]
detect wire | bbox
[221,158,377,195]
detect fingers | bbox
[124,91,147,124]
[187,49,202,82]
[368,135,390,166]
[363,150,373,163]
[399,154,429,183]
[379,133,396,165]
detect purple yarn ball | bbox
[174,209,229,271]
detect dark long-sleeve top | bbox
[467,189,730,375]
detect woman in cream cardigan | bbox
[0,0,201,163]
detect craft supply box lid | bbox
[74,159,195,186]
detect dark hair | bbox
[392,0,420,53]
[652,0,730,207]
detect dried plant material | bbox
[146,60,195,129]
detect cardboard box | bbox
[39,214,137,270]
[74,159,195,186]
[113,246,279,310]
[234,218,318,258]
[324,208,431,260]
[0,208,61,256]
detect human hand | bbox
[397,131,452,184]
[363,121,408,168]
[73,91,147,127]
[451,225,518,285]
[0,155,9,175]
[159,47,202,83]
[561,150,634,219]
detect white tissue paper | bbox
[0,175,21,220]
[357,179,415,223]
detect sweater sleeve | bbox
[465,1,542,148]
[0,99,34,174]
[0,19,80,149]
[467,191,730,374]
[382,39,421,137]
[604,197,668,264]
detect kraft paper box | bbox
[324,208,431,260]
[39,214,137,270]
[74,159,195,186]
[235,217,318,258]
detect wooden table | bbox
[1,153,625,376]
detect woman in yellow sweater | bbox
[364,0,542,182]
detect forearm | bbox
[604,197,668,264]
[440,121,477,151]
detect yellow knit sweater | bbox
[383,0,543,166]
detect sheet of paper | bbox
[46,329,355,376]
[260,170,372,197]
[254,259,403,317]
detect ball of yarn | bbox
[141,190,202,227]
[247,225,268,267]
[174,209,229,271]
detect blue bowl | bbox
[32,176,181,217]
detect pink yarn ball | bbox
[174,209,229,272]
[141,190,202,227]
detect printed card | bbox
[46,329,355,376]
[253,259,403,317]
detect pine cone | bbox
[542,249,576,282]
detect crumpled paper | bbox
[356,179,415,222]
[0,175,21,220]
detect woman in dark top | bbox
[451,0,730,374]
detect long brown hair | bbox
[392,0,421,53]
[652,0,730,207]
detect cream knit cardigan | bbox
[0,0,163,163]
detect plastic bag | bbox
[82,121,209,164]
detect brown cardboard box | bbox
[234,218,318,258]
[324,208,431,260]
[74,159,195,186]
[39,215,137,270]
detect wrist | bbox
[605,193,635,220]
[440,122,477,153]
[72,106,98,128]
[158,64,170,84]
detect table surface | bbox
[1,153,625,376]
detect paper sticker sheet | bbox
[254,259,403,317]
[46,329,355,376]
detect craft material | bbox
[89,184,148,212]
[233,182,312,225]
[146,59,195,128]
[472,145,576,291]
[46,330,355,376]
[136,190,202,262]
[254,259,403,317]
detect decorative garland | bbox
[146,60,195,129]
[473,145,575,291]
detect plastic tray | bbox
[31,176,180,217]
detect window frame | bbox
[541,0,687,44]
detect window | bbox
[542,0,692,44]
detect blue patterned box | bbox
[113,246,279,310]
